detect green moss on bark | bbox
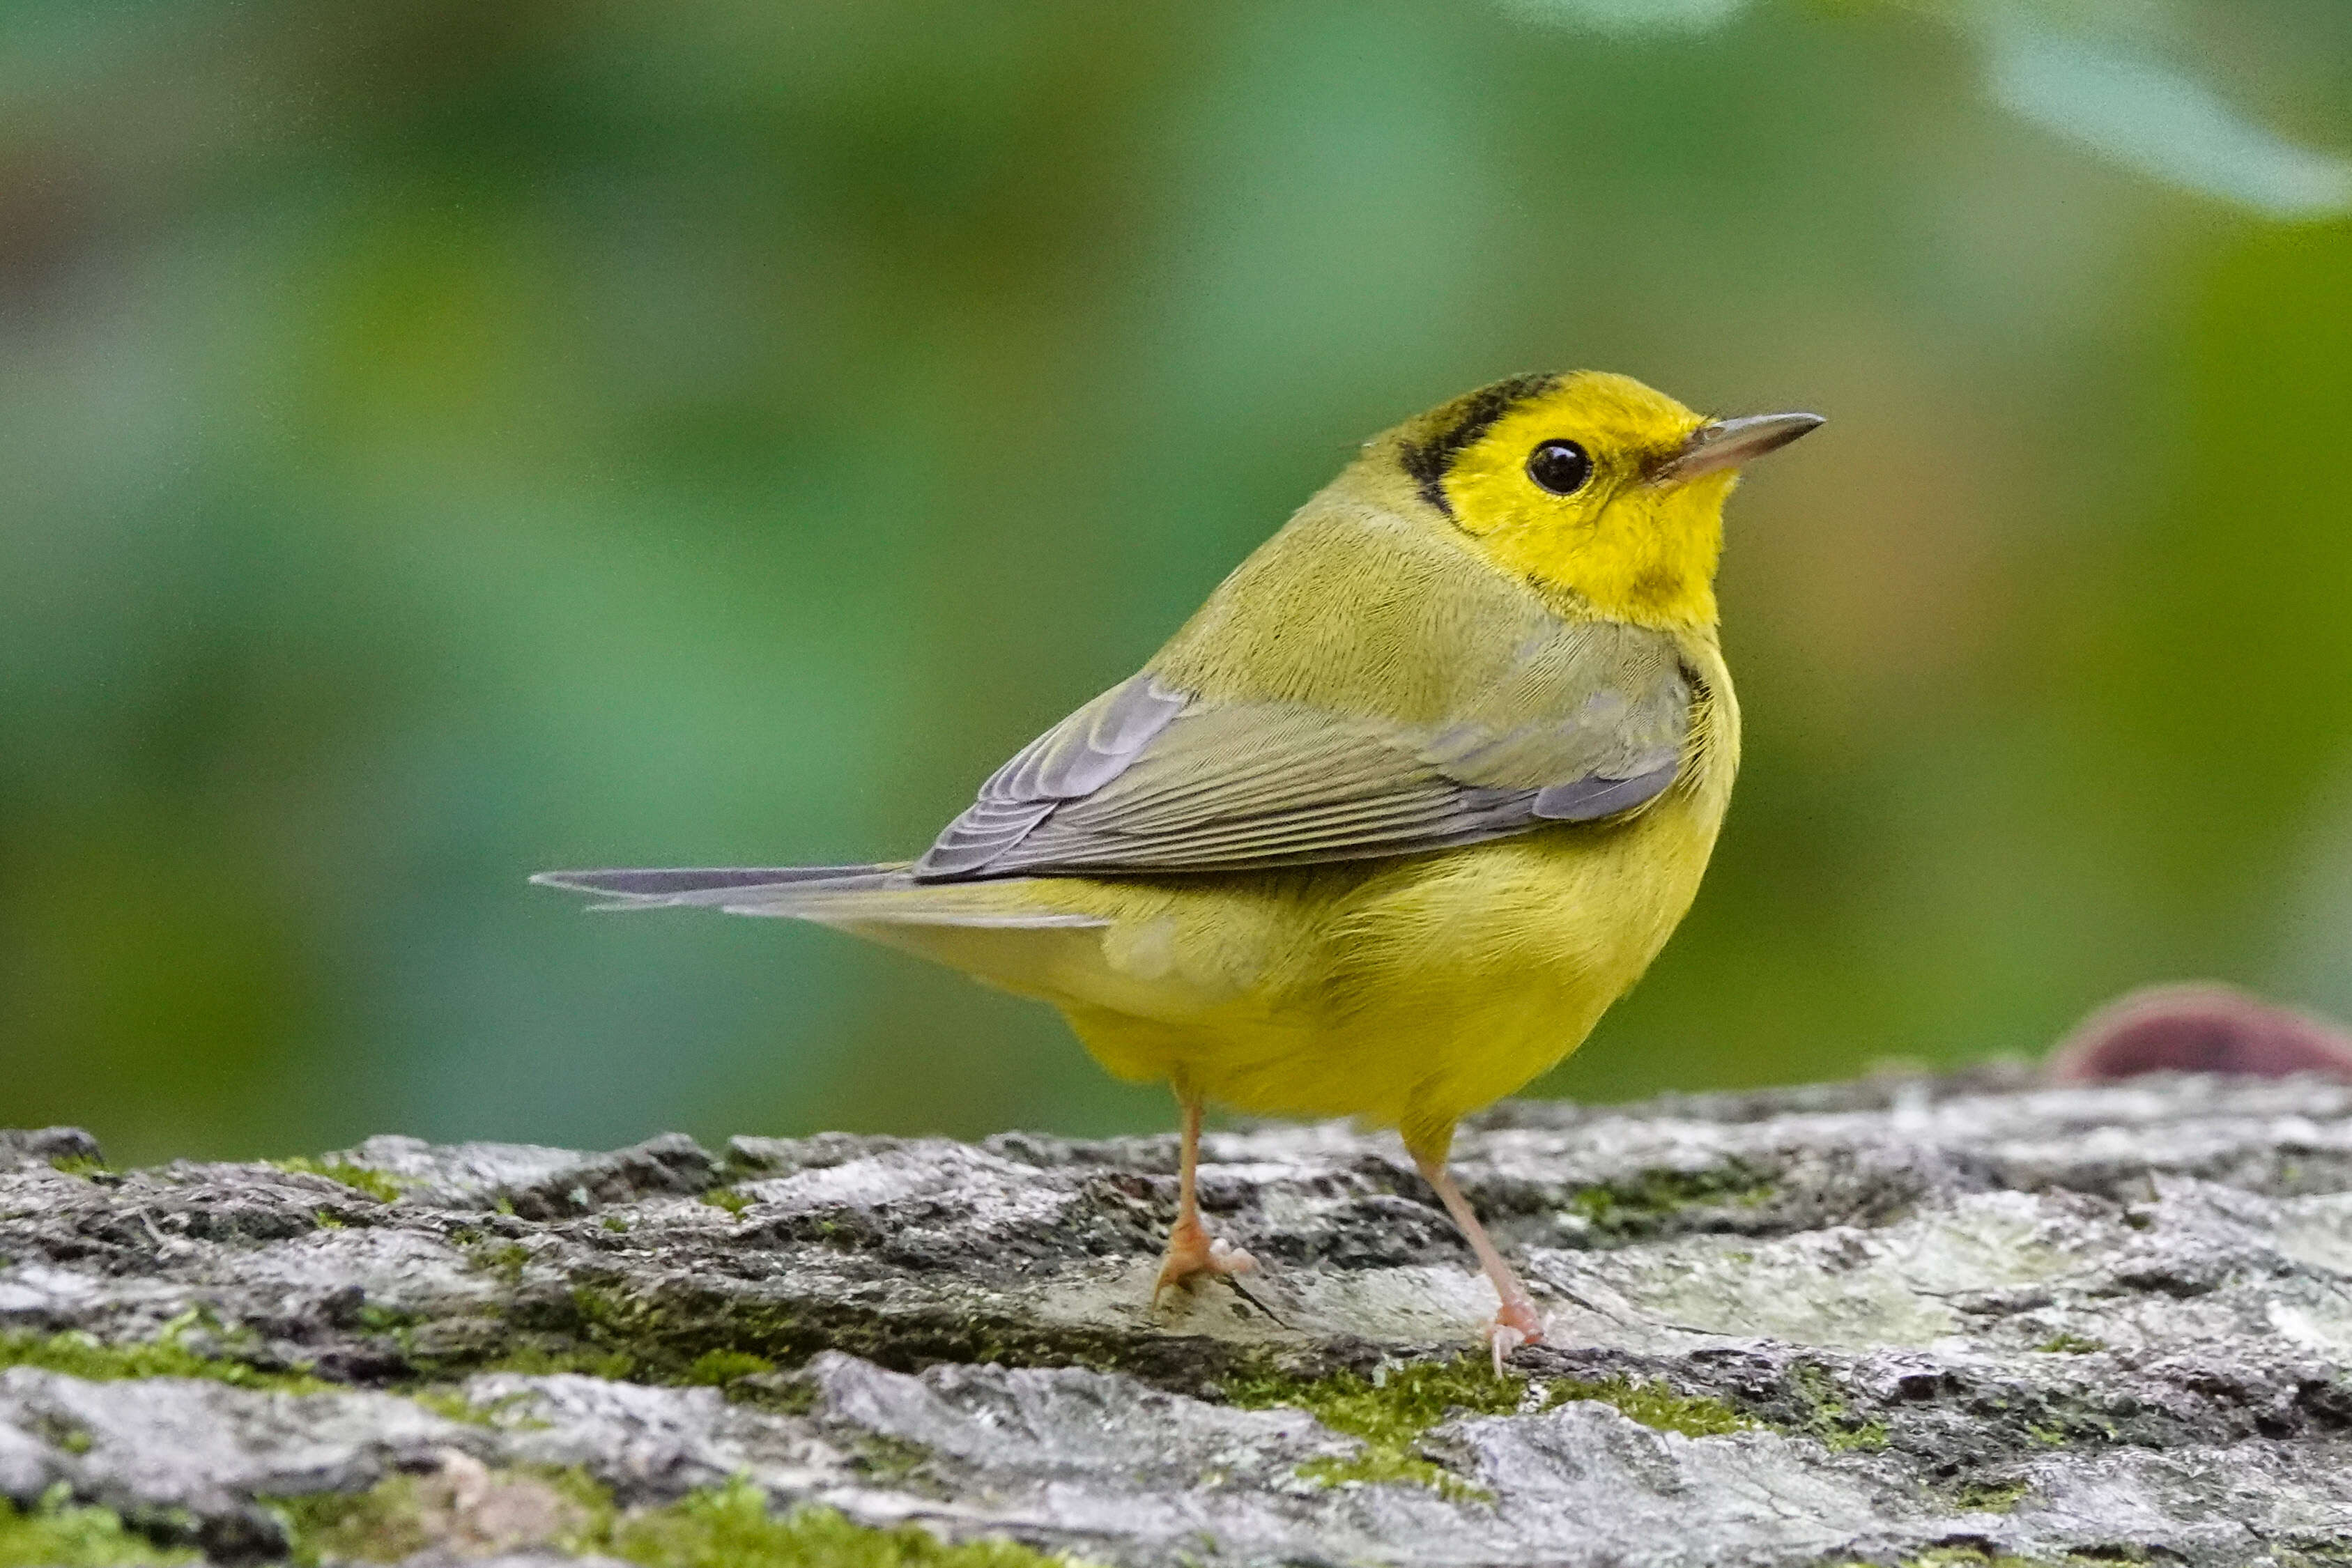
[272,1468,1075,1567]
[700,1186,752,1217]
[1545,1374,1754,1438]
[0,1486,197,1567]
[1224,1357,1531,1499]
[0,1330,330,1395]
[608,1478,1073,1567]
[1785,1363,1891,1452]
[268,1158,407,1204]
[1563,1163,1777,1243]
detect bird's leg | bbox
[1412,1142,1545,1371]
[1153,1096,1257,1302]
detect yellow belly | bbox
[906,774,1728,1157]
[838,647,1739,1158]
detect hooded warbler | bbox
[539,371,1820,1361]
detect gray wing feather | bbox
[916,675,1185,876]
[912,623,1693,882]
[1534,760,1682,822]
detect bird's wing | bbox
[914,619,1692,881]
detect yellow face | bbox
[1401,371,1737,631]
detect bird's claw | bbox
[1153,1223,1258,1305]
[1486,1300,1546,1374]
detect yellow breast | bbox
[1040,633,1739,1149]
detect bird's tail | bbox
[530,864,1104,928]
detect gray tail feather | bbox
[531,864,897,907]
[530,863,1103,928]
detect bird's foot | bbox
[1153,1217,1258,1305]
[1486,1297,1546,1374]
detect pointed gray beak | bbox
[1652,411,1824,484]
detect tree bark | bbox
[5,1069,2351,1565]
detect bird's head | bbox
[1392,371,1820,631]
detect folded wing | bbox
[913,618,1692,882]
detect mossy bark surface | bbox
[6,1072,2352,1565]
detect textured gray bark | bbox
[6,1070,2352,1565]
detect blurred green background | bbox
[2,0,2349,1165]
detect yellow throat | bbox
[1401,370,1742,631]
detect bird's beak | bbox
[1652,411,1824,485]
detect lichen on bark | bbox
[5,1073,2352,1565]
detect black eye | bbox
[1526,439,1592,495]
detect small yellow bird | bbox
[539,371,1817,1360]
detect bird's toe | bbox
[1486,1300,1546,1372]
[1206,1238,1258,1275]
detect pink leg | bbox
[1153,1098,1257,1302]
[1412,1144,1545,1371]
